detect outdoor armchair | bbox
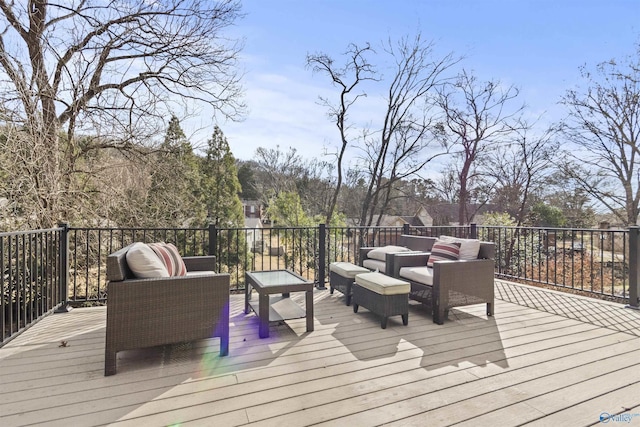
[104,244,230,376]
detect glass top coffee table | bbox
[245,270,314,338]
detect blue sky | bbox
[191,0,640,163]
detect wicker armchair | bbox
[104,244,230,376]
[392,241,495,324]
[359,234,437,274]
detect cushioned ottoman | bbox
[329,262,370,306]
[352,272,410,329]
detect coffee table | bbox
[245,270,314,338]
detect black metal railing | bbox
[477,226,631,301]
[67,226,209,305]
[1,226,66,345]
[4,222,639,347]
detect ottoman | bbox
[329,262,370,306]
[352,272,410,329]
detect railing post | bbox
[470,223,478,239]
[55,222,70,313]
[208,224,217,256]
[317,224,326,289]
[627,226,640,310]
[402,223,410,235]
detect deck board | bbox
[1,280,640,426]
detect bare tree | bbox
[559,46,640,225]
[307,44,377,225]
[483,123,558,226]
[253,146,305,203]
[359,35,460,227]
[309,34,458,227]
[436,70,524,225]
[0,0,244,227]
[252,146,335,219]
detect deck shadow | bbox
[314,292,509,372]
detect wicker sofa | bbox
[359,234,437,274]
[392,239,495,325]
[104,244,230,376]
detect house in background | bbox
[244,217,263,253]
[242,200,262,219]
[356,206,433,228]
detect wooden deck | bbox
[2,280,640,426]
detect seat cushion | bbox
[185,270,217,277]
[427,241,461,267]
[362,259,387,273]
[330,262,370,278]
[399,266,434,285]
[355,272,410,295]
[438,235,481,260]
[366,245,411,261]
[125,242,170,278]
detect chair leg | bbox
[105,350,117,376]
[220,333,229,357]
[487,302,494,317]
[402,313,409,326]
[381,316,388,329]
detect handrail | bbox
[3,222,637,347]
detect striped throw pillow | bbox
[427,241,461,268]
[148,242,187,277]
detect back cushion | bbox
[438,235,481,260]
[126,242,170,278]
[427,241,461,268]
[367,245,411,261]
[148,242,188,277]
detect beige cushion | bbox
[355,272,410,295]
[126,242,170,278]
[362,259,387,273]
[330,262,370,278]
[438,235,481,260]
[399,266,433,285]
[367,245,411,261]
[185,270,216,277]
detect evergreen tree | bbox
[146,116,205,227]
[201,126,244,227]
[200,126,247,278]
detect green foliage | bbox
[200,126,246,272]
[482,211,516,227]
[144,116,206,227]
[267,191,313,227]
[201,126,244,228]
[478,214,544,278]
[237,161,259,200]
[530,203,566,227]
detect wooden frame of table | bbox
[244,270,314,338]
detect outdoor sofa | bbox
[392,236,495,324]
[104,243,230,376]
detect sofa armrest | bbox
[392,252,430,278]
[183,255,216,272]
[433,259,495,299]
[359,247,376,266]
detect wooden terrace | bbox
[2,280,640,426]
